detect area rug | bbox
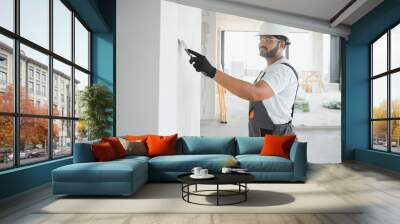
[37,183,362,214]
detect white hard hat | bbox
[258,22,290,44]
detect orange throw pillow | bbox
[146,134,178,157]
[101,137,127,158]
[259,134,296,159]
[91,142,117,161]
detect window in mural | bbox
[370,23,400,154]
[0,0,91,170]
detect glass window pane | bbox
[75,120,88,143]
[20,0,49,49]
[75,18,89,70]
[0,116,14,170]
[53,0,72,60]
[20,44,49,115]
[74,69,89,118]
[372,121,388,151]
[391,120,400,153]
[223,31,264,77]
[372,77,387,119]
[20,117,49,165]
[53,119,72,157]
[372,33,387,76]
[391,24,400,70]
[53,59,72,117]
[0,0,14,31]
[0,34,14,112]
[391,72,400,118]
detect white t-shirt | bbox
[255,58,298,124]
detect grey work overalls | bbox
[248,63,299,137]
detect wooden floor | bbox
[1,162,400,224]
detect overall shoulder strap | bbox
[280,63,299,121]
[254,71,266,83]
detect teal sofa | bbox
[52,136,307,196]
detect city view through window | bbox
[371,23,400,153]
[0,0,90,170]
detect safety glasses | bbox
[259,36,280,44]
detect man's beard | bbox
[259,44,280,59]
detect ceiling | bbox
[223,0,383,25]
[169,0,384,37]
[225,0,352,24]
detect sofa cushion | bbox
[119,138,148,156]
[52,158,147,183]
[236,155,293,172]
[101,137,127,158]
[260,134,296,159]
[91,142,118,161]
[177,136,236,155]
[147,134,178,157]
[235,137,263,155]
[148,154,235,172]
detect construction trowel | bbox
[178,39,192,58]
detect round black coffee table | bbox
[177,173,255,206]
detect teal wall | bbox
[0,158,72,199]
[92,33,114,88]
[92,32,114,135]
[91,0,116,135]
[344,0,400,171]
[0,0,116,200]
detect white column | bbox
[117,0,201,136]
[200,10,216,120]
[311,32,323,73]
[116,0,161,135]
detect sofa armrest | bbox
[73,140,100,163]
[289,141,307,181]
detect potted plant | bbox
[79,84,113,140]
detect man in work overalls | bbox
[188,22,298,137]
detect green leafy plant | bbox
[79,84,113,140]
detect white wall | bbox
[117,0,201,136]
[116,0,161,135]
[158,1,179,135]
[175,2,202,136]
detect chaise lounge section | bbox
[52,136,307,196]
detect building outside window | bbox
[35,83,40,95]
[28,67,34,80]
[41,73,46,83]
[35,70,40,81]
[42,85,46,97]
[0,54,7,89]
[28,81,34,94]
[54,88,58,103]
[0,71,6,84]
[0,54,6,67]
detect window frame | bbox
[0,0,92,171]
[370,20,400,154]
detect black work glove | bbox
[188,49,217,79]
